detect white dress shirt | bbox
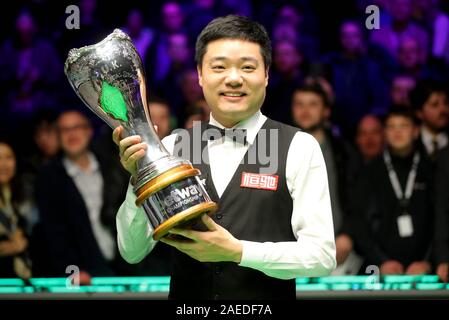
[116,111,336,279]
[421,126,448,155]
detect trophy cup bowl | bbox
[64,29,217,240]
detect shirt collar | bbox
[208,110,267,145]
[63,152,99,177]
[421,126,448,149]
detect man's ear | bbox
[197,65,203,87]
[265,67,269,87]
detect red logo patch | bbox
[240,172,279,191]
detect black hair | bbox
[293,83,331,108]
[195,15,272,69]
[0,138,25,208]
[384,105,418,125]
[410,79,448,111]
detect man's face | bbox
[385,116,416,151]
[274,41,301,75]
[162,2,183,32]
[57,112,92,158]
[35,123,60,157]
[291,91,329,131]
[149,102,171,139]
[0,143,16,185]
[391,76,416,106]
[418,92,449,131]
[340,22,363,54]
[398,38,420,69]
[197,39,268,127]
[356,115,384,160]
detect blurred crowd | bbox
[0,0,449,282]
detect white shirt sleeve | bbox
[116,133,178,263]
[238,132,337,279]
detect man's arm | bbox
[238,132,336,279]
[114,129,177,263]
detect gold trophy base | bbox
[135,164,218,240]
[153,201,217,240]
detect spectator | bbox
[123,8,156,69]
[0,10,62,123]
[36,110,127,277]
[356,114,384,163]
[434,146,449,282]
[411,80,449,160]
[265,40,304,124]
[322,20,389,136]
[149,98,173,139]
[291,83,362,273]
[371,0,429,62]
[350,106,434,275]
[390,74,416,107]
[0,139,32,279]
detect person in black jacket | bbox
[350,106,434,275]
[291,83,362,272]
[434,146,449,282]
[35,110,128,278]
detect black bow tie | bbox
[205,124,247,145]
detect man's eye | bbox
[212,65,225,70]
[242,65,255,71]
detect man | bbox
[148,98,172,140]
[114,15,336,299]
[434,146,449,282]
[355,114,384,164]
[36,110,127,277]
[321,20,389,135]
[390,75,416,107]
[291,83,361,273]
[410,80,449,160]
[350,106,434,275]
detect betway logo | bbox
[164,185,203,206]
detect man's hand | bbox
[380,260,405,274]
[405,261,431,275]
[335,233,353,265]
[436,263,449,282]
[160,214,243,263]
[112,126,147,178]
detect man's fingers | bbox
[119,135,142,156]
[127,149,146,164]
[123,142,147,162]
[169,227,200,241]
[201,214,217,231]
[160,236,194,250]
[112,126,123,146]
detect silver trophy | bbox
[64,29,217,240]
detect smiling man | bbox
[114,15,336,300]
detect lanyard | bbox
[383,150,420,205]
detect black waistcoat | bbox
[169,118,299,300]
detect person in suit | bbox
[35,110,127,278]
[411,80,449,160]
[291,83,362,274]
[113,15,336,299]
[434,146,449,282]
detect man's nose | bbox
[225,68,243,87]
